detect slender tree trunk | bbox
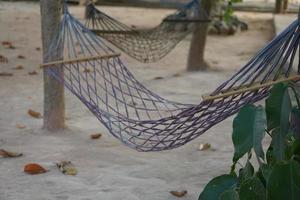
[40,0,66,131]
[275,0,284,13]
[187,0,215,71]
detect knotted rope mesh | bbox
[85,0,210,63]
[43,6,300,151]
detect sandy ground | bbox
[0,2,274,200]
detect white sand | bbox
[0,2,273,200]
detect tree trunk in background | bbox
[187,0,215,71]
[275,0,283,13]
[40,0,65,131]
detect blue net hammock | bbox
[42,6,300,152]
[85,0,210,63]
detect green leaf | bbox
[266,83,291,131]
[232,105,266,162]
[239,177,266,200]
[220,189,239,200]
[238,160,254,184]
[267,160,300,200]
[266,83,291,161]
[260,164,272,184]
[199,175,238,200]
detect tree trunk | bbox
[275,0,284,13]
[40,0,66,131]
[187,0,215,71]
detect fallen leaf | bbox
[0,72,13,76]
[28,71,38,75]
[16,123,26,129]
[17,55,25,59]
[90,133,102,139]
[28,109,42,119]
[153,76,164,80]
[0,55,8,63]
[172,73,181,77]
[57,161,77,175]
[13,65,24,70]
[2,41,12,46]
[83,68,91,73]
[24,163,48,175]
[170,190,187,198]
[198,143,211,151]
[2,41,15,49]
[0,149,23,158]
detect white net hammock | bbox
[42,6,300,152]
[85,0,210,63]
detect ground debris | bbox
[28,109,42,119]
[13,65,24,70]
[16,123,26,129]
[24,163,48,175]
[153,76,164,80]
[0,72,13,76]
[90,133,102,139]
[0,55,8,63]
[57,161,77,175]
[198,143,211,151]
[28,70,38,75]
[2,41,16,49]
[170,190,187,198]
[17,55,26,59]
[0,149,23,158]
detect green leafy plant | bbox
[199,82,300,200]
[223,0,242,23]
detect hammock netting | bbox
[43,5,300,152]
[85,0,210,63]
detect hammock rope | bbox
[42,6,300,152]
[85,0,210,63]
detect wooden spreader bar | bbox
[202,75,300,102]
[40,53,121,68]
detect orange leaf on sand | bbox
[2,41,16,49]
[24,163,48,175]
[198,143,211,151]
[28,109,42,119]
[90,133,102,139]
[170,190,188,198]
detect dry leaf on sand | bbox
[16,123,26,129]
[0,149,23,158]
[57,161,77,175]
[24,163,48,175]
[0,72,13,76]
[28,109,42,119]
[17,55,26,59]
[0,55,8,63]
[198,143,211,151]
[83,68,91,73]
[28,71,38,75]
[153,76,164,80]
[2,41,15,49]
[170,190,188,198]
[13,65,24,70]
[90,133,102,140]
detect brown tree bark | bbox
[40,0,66,131]
[275,0,284,13]
[187,0,216,71]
